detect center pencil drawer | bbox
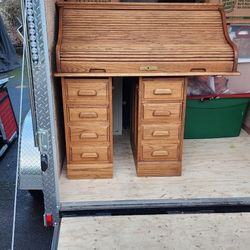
[70,145,110,162]
[68,106,108,122]
[142,103,182,122]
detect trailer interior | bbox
[19,0,250,248]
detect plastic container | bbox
[184,96,250,139]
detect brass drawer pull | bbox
[78,90,97,96]
[153,89,172,95]
[153,110,171,117]
[152,131,170,137]
[79,112,98,118]
[80,132,98,139]
[81,152,99,159]
[151,150,169,157]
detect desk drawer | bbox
[70,145,110,162]
[142,103,182,122]
[142,124,180,141]
[68,106,108,122]
[64,78,109,104]
[69,124,109,143]
[142,143,179,161]
[142,78,184,101]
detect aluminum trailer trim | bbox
[25,0,61,224]
[19,110,42,190]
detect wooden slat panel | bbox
[56,3,237,74]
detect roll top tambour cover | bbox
[56,3,238,75]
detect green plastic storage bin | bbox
[184,98,250,139]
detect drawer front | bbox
[142,78,184,101]
[68,106,108,122]
[142,103,182,122]
[142,124,180,141]
[142,143,179,161]
[69,124,109,143]
[64,78,109,104]
[71,145,110,162]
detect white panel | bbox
[112,77,123,135]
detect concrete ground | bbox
[0,64,53,250]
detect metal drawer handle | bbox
[153,110,171,117]
[153,89,172,95]
[80,132,98,139]
[78,90,97,96]
[79,112,98,118]
[151,150,169,157]
[152,131,170,137]
[81,152,99,159]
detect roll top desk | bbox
[55,2,238,178]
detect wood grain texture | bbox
[59,130,250,202]
[56,3,237,75]
[142,78,184,101]
[67,163,113,179]
[68,106,108,122]
[69,124,109,143]
[64,78,109,104]
[137,161,181,177]
[142,103,182,122]
[58,213,250,250]
[70,145,110,162]
[134,77,186,176]
[55,72,240,77]
[141,143,180,161]
[61,77,113,179]
[57,3,226,10]
[142,124,181,142]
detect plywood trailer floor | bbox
[58,213,250,250]
[59,130,250,209]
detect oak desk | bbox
[55,3,238,178]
